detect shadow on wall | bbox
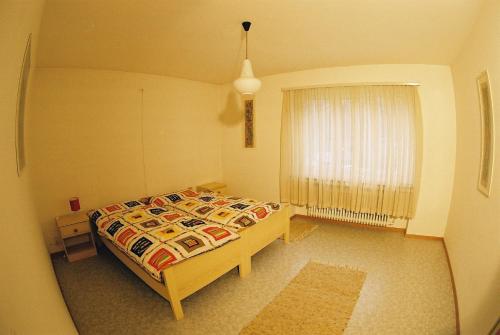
[219,89,244,126]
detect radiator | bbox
[306,207,407,228]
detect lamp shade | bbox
[233,59,261,95]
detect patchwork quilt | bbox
[89,200,238,282]
[89,190,282,282]
[149,189,281,232]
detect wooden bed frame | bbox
[100,204,290,320]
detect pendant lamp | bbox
[233,21,261,95]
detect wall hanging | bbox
[477,70,495,197]
[244,100,255,148]
[15,33,32,176]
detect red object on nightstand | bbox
[69,197,80,212]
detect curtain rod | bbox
[281,82,421,92]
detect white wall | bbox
[220,64,457,237]
[0,1,77,334]
[28,68,223,252]
[446,0,500,333]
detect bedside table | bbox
[196,182,227,195]
[56,212,97,262]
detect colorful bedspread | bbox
[88,189,281,282]
[89,201,238,282]
[150,189,281,232]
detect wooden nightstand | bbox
[56,212,97,262]
[196,182,227,195]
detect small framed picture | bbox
[476,70,495,197]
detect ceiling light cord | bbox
[242,21,251,60]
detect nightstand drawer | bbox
[60,221,90,239]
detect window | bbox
[280,85,419,219]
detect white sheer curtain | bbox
[280,85,420,219]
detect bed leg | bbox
[239,254,251,278]
[283,222,290,244]
[163,271,184,320]
[170,296,184,321]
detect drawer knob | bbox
[73,228,78,233]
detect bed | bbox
[89,189,290,320]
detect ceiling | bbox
[37,0,485,84]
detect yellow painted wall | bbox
[28,68,222,252]
[0,1,77,334]
[220,64,457,237]
[446,0,500,333]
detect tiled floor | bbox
[52,218,456,334]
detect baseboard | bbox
[404,233,443,241]
[291,214,406,233]
[49,250,65,260]
[48,244,65,254]
[292,214,449,239]
[442,239,460,335]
